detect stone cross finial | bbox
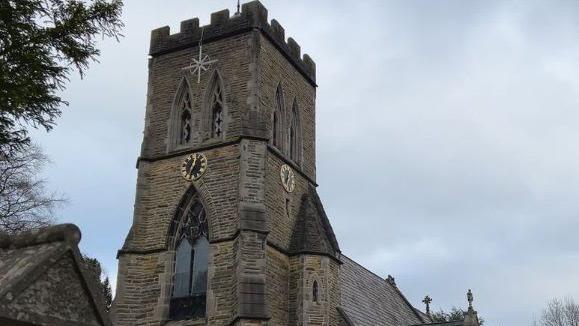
[467,289,473,309]
[422,295,432,315]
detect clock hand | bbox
[186,156,197,178]
[190,156,197,175]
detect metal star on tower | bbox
[182,28,218,83]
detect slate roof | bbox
[339,255,428,326]
[412,322,464,326]
[415,308,433,323]
[289,185,340,258]
[0,224,111,326]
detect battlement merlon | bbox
[149,1,317,86]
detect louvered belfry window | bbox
[210,82,224,138]
[169,196,209,320]
[179,91,193,145]
[313,280,319,303]
[289,101,300,163]
[273,84,284,150]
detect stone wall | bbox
[141,33,251,158]
[113,1,344,325]
[259,32,317,181]
[266,246,290,325]
[288,255,341,326]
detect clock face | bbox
[280,164,295,193]
[181,153,208,181]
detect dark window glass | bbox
[170,197,208,320]
[289,125,295,159]
[273,86,284,150]
[180,92,192,145]
[191,237,209,295]
[313,280,319,303]
[173,239,193,297]
[210,83,224,138]
[289,103,299,162]
[273,113,278,147]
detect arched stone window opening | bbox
[289,100,301,164]
[180,100,192,145]
[312,280,319,303]
[205,72,225,140]
[272,84,285,151]
[273,113,278,145]
[169,192,209,321]
[210,85,223,138]
[289,125,295,159]
[169,78,194,151]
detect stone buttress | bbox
[113,2,342,325]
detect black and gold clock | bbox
[280,164,295,193]
[181,153,208,181]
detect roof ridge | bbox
[341,253,426,323]
[0,224,81,249]
[289,189,340,258]
[308,185,340,253]
[340,253,389,283]
[0,224,111,326]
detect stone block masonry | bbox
[113,1,345,325]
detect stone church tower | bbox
[113,2,342,325]
[112,2,475,326]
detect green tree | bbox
[0,0,123,156]
[82,253,113,312]
[431,307,485,325]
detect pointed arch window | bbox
[169,194,209,321]
[180,91,193,145]
[207,75,225,139]
[313,280,319,303]
[169,79,194,151]
[272,84,285,151]
[289,100,301,164]
[211,85,223,138]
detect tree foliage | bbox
[535,297,579,326]
[0,0,123,156]
[431,307,466,323]
[0,144,64,233]
[82,253,113,312]
[431,307,484,325]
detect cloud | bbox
[30,1,579,325]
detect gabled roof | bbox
[289,185,340,258]
[339,255,427,326]
[412,322,464,326]
[415,308,433,323]
[0,224,111,326]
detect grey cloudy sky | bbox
[31,1,579,325]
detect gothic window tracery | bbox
[207,74,225,139]
[169,194,208,321]
[272,84,285,150]
[169,78,194,151]
[211,83,223,138]
[179,92,192,145]
[313,280,319,303]
[289,100,301,164]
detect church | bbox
[111,2,480,325]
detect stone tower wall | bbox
[114,146,242,325]
[113,2,342,325]
[288,255,341,326]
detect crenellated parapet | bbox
[149,0,316,84]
